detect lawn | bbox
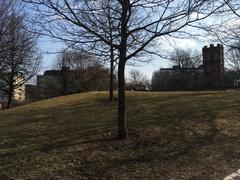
[0,91,240,179]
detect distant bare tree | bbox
[127,70,149,91]
[152,49,202,91]
[54,51,96,71]
[152,69,168,91]
[171,49,202,70]
[52,50,111,95]
[170,48,201,89]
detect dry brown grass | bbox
[0,91,240,179]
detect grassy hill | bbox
[0,91,240,179]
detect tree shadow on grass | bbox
[70,109,230,178]
[0,92,239,178]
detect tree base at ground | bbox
[117,128,128,139]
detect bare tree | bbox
[224,1,240,48]
[152,69,170,91]
[51,50,110,95]
[196,0,240,50]
[54,50,97,71]
[127,70,149,91]
[225,0,240,17]
[0,0,17,71]
[171,49,202,70]
[0,13,41,108]
[171,49,202,89]
[227,42,240,75]
[23,0,226,139]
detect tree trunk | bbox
[117,59,127,139]
[7,82,14,109]
[116,0,129,139]
[109,47,114,101]
[62,69,67,95]
[7,94,12,109]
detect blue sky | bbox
[125,38,203,79]
[39,34,208,79]
[29,1,227,80]
[35,3,225,81]
[39,36,205,80]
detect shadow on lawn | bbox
[51,111,219,173]
[0,95,219,156]
[0,92,238,179]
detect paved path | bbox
[224,169,240,180]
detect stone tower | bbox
[202,44,224,89]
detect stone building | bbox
[26,66,110,101]
[0,71,25,109]
[203,44,224,88]
[152,44,225,90]
[153,65,204,90]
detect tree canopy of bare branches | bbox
[50,50,111,95]
[127,70,149,91]
[170,48,202,70]
[23,0,227,139]
[227,41,240,74]
[0,1,41,108]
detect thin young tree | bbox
[23,0,227,139]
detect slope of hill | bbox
[0,91,240,179]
